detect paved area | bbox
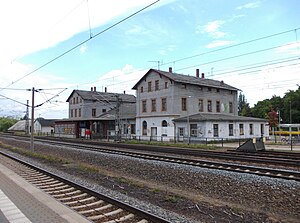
[0,163,91,223]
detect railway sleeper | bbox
[103,213,135,223]
[58,192,88,202]
[72,201,114,212]
[88,208,123,221]
[64,195,95,205]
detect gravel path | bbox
[0,137,299,223]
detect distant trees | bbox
[238,93,251,116]
[0,117,17,132]
[240,86,300,125]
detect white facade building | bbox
[132,68,269,141]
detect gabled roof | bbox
[97,103,136,120]
[132,69,239,91]
[8,120,31,131]
[173,113,267,122]
[35,118,56,127]
[66,90,136,103]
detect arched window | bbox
[162,120,168,127]
[142,121,147,135]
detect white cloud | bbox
[276,41,300,56]
[236,1,260,10]
[199,20,226,39]
[206,40,233,48]
[0,0,165,118]
[96,64,146,95]
[80,45,87,54]
[159,44,176,56]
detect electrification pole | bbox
[25,100,29,135]
[30,87,35,151]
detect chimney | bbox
[104,87,107,93]
[94,86,96,92]
[169,67,172,73]
[123,90,126,94]
[201,73,205,79]
[196,69,200,78]
[91,87,93,91]
[221,80,224,85]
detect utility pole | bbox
[25,100,29,135]
[115,95,121,141]
[30,87,35,151]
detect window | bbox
[142,121,147,135]
[208,87,212,92]
[229,102,233,113]
[165,82,168,89]
[239,124,244,135]
[161,98,167,111]
[216,89,220,93]
[179,127,184,136]
[76,97,78,104]
[70,109,73,118]
[73,97,75,104]
[140,86,143,93]
[131,124,136,134]
[190,124,197,137]
[142,100,147,113]
[148,81,152,92]
[213,124,219,137]
[249,124,253,135]
[229,124,233,136]
[162,120,167,127]
[102,109,106,113]
[181,84,186,89]
[181,98,187,111]
[92,108,96,117]
[261,124,264,136]
[80,98,82,103]
[207,100,212,112]
[216,101,220,112]
[75,109,77,117]
[78,108,81,117]
[151,99,156,112]
[198,99,204,112]
[155,80,159,91]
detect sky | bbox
[0,0,299,119]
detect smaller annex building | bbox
[173,113,268,142]
[34,118,56,136]
[54,87,136,139]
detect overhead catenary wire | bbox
[161,27,300,67]
[2,0,160,90]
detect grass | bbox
[149,188,160,193]
[165,194,181,203]
[123,139,219,150]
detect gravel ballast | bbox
[0,137,299,223]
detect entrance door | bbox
[151,127,157,141]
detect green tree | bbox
[282,88,300,123]
[238,93,251,116]
[251,99,271,119]
[0,117,17,132]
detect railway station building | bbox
[132,68,269,141]
[54,87,136,139]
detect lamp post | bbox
[187,96,191,144]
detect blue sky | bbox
[0,0,299,118]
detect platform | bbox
[0,162,91,223]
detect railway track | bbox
[3,135,300,182]
[0,151,170,223]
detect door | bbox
[151,127,157,141]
